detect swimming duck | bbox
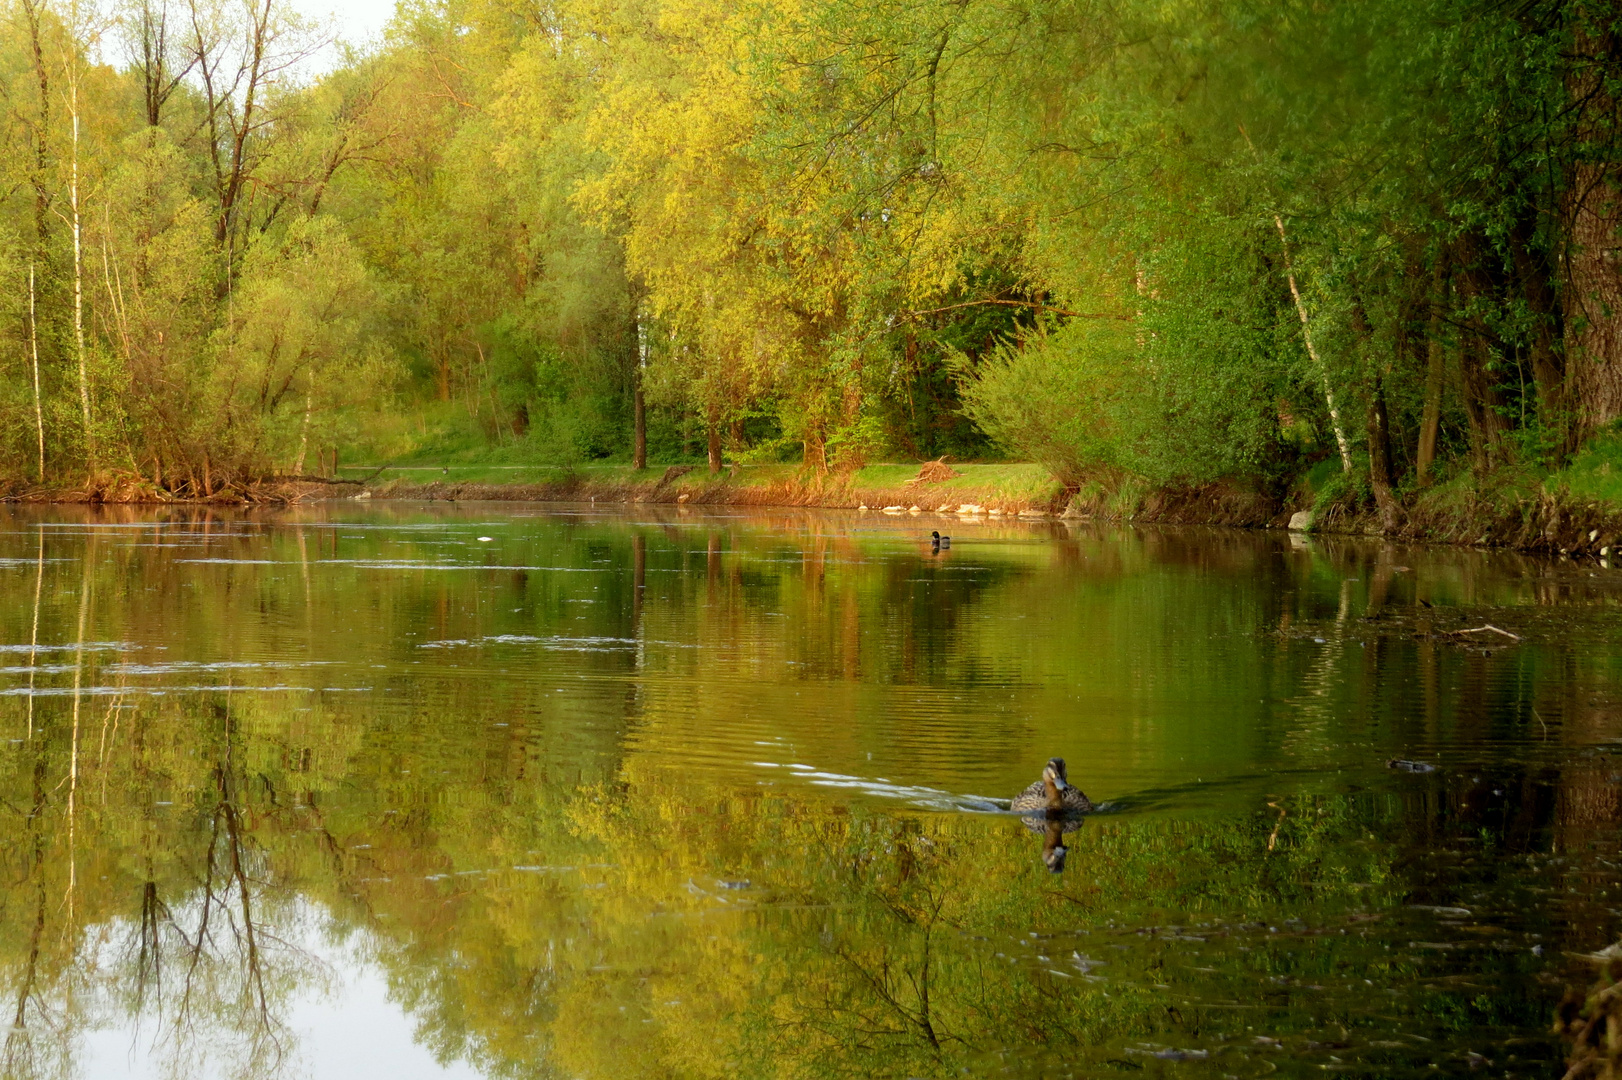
[1010,757,1093,815]
[931,530,950,550]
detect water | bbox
[0,503,1618,1079]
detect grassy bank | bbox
[1071,433,1622,558]
[348,460,1070,515]
[15,436,1622,560]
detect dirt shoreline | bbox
[7,468,1622,558]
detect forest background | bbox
[7,0,1622,523]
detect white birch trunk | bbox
[1273,214,1353,473]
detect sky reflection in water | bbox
[0,502,1618,1079]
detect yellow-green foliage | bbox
[1,0,1619,512]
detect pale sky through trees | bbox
[297,0,396,52]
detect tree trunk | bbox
[69,60,91,471]
[633,385,646,469]
[1416,252,1448,486]
[1273,215,1353,472]
[435,346,451,401]
[135,0,192,128]
[1459,327,1511,469]
[1366,376,1400,529]
[22,1,49,481]
[1456,236,1513,468]
[29,263,44,483]
[706,401,722,475]
[23,0,50,255]
[631,300,648,469]
[1510,219,1568,458]
[1352,299,1401,531]
[295,383,312,474]
[1565,18,1622,435]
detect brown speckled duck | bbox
[1010,757,1093,815]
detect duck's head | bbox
[931,531,941,541]
[1043,757,1069,792]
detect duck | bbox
[930,530,950,550]
[1010,757,1093,816]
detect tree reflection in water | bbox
[0,505,1618,1077]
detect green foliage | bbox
[4,0,1622,507]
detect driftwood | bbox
[1444,624,1523,642]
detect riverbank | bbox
[356,458,1622,557]
[356,461,1066,515]
[9,453,1622,558]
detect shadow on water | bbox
[1,503,1621,1077]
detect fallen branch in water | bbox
[1445,624,1522,641]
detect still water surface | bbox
[1,503,1619,1079]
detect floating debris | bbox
[1388,758,1437,773]
[1126,1047,1209,1061]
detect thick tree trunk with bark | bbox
[1565,19,1622,434]
[1566,164,1622,430]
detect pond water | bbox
[1,503,1618,1079]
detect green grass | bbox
[337,459,1067,498]
[333,402,1066,504]
[1547,431,1622,503]
[848,462,1060,499]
